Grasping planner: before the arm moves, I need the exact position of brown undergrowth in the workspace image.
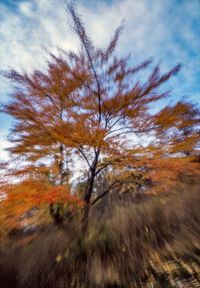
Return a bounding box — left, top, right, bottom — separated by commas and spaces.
0, 177, 200, 288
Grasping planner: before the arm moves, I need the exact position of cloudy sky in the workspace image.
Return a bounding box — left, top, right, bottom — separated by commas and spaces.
0, 0, 200, 161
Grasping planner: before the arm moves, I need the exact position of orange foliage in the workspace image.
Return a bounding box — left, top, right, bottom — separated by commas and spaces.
145, 157, 200, 194
0, 180, 83, 230
0, 4, 199, 223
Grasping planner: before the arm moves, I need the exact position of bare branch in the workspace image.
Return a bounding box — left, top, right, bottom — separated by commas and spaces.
91, 180, 120, 205
77, 147, 91, 169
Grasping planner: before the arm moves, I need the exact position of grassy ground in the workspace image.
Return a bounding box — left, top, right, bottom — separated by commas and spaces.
0, 179, 200, 287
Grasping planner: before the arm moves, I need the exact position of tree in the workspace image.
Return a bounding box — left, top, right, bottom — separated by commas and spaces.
1, 53, 84, 185
154, 101, 200, 156
0, 179, 83, 236
1, 4, 199, 229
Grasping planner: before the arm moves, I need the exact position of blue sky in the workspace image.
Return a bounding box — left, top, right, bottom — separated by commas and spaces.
0, 0, 200, 161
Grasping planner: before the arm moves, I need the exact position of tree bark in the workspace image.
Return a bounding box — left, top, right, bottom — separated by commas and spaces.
81, 170, 95, 232
82, 202, 90, 233
59, 143, 64, 186
82, 150, 100, 232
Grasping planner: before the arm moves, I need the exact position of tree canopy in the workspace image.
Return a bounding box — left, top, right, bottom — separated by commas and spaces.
0, 4, 200, 229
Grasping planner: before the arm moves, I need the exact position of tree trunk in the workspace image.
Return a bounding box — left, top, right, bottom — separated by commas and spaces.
59, 143, 64, 186
82, 150, 100, 232
50, 203, 63, 224
81, 173, 95, 232
82, 201, 90, 233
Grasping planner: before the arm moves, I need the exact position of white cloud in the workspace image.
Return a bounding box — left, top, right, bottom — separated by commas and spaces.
0, 137, 10, 161
19, 1, 33, 17
0, 0, 199, 73
0, 0, 199, 162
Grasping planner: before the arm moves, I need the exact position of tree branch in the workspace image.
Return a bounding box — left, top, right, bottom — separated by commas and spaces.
91, 181, 120, 206
77, 147, 91, 169
95, 162, 111, 176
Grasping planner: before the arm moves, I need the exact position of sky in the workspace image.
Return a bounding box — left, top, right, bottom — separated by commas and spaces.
0, 0, 200, 162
